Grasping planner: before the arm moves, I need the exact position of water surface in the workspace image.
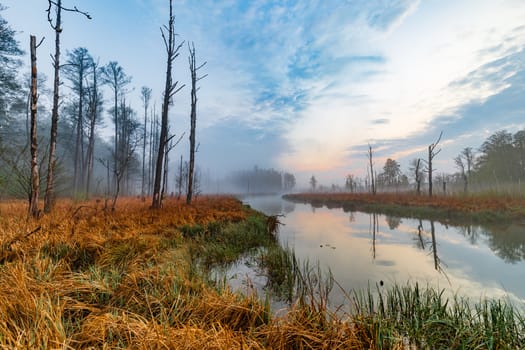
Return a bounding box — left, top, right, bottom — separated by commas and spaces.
240, 194, 525, 307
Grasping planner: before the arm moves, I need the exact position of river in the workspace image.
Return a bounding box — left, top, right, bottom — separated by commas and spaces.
232, 194, 525, 308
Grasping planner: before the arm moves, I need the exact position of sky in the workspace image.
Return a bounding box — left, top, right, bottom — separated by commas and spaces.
3, 0, 525, 188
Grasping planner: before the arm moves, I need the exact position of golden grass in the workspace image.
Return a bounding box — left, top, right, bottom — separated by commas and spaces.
0, 196, 381, 349
284, 191, 525, 220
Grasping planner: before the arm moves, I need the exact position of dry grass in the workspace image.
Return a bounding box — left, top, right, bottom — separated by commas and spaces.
284, 192, 525, 221
2, 196, 520, 349
0, 196, 377, 349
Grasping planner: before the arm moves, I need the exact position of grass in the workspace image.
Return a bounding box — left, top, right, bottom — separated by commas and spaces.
283, 192, 525, 224
0, 196, 523, 348
349, 283, 525, 349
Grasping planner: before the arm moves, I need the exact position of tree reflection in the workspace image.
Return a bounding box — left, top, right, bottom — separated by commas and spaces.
414, 219, 428, 250
385, 215, 401, 230
348, 211, 355, 223
369, 212, 378, 259
457, 224, 480, 245
456, 222, 525, 263
411, 220, 448, 276
482, 223, 525, 263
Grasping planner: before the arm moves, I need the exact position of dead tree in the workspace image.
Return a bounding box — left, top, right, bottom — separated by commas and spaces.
29, 35, 44, 218
186, 42, 207, 205
176, 155, 183, 199
367, 144, 376, 195
44, 0, 90, 213
427, 131, 443, 197
152, 0, 184, 209
100, 61, 131, 193
63, 47, 93, 193
85, 61, 102, 196
454, 147, 474, 194
140, 86, 152, 200
413, 158, 422, 195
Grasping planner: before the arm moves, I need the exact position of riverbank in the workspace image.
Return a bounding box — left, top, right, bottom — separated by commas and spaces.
283, 192, 525, 224
0, 196, 523, 348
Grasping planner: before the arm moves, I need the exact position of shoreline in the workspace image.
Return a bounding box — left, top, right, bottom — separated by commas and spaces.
282, 192, 525, 225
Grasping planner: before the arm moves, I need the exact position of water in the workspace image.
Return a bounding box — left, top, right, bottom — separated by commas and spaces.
237, 194, 525, 307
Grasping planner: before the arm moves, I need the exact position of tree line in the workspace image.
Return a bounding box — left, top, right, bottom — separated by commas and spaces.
227, 167, 296, 194
0, 0, 205, 216
308, 129, 525, 195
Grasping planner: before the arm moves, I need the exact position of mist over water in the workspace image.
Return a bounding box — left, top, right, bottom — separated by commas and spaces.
240, 195, 525, 308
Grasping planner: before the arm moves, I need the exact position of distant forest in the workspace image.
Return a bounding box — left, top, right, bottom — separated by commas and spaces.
226, 167, 296, 194
332, 129, 525, 195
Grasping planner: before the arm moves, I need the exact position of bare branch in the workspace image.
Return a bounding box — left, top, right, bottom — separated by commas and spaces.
196, 61, 207, 71
36, 37, 45, 48
196, 73, 208, 82
160, 28, 169, 53
48, 1, 91, 19
173, 84, 185, 96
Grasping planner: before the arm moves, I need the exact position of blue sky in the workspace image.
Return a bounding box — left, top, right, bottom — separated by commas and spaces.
3, 0, 525, 187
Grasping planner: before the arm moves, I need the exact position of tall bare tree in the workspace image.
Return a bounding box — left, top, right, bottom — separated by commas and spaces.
140, 86, 152, 200
427, 131, 443, 197
148, 104, 158, 195
100, 61, 131, 191
44, 0, 91, 213
29, 35, 43, 218
152, 0, 184, 209
409, 158, 423, 195
63, 47, 93, 193
186, 42, 207, 205
85, 60, 102, 196
454, 147, 474, 194
367, 144, 376, 195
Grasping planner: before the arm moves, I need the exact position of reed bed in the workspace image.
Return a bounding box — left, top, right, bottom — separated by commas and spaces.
0, 196, 523, 349
283, 192, 525, 223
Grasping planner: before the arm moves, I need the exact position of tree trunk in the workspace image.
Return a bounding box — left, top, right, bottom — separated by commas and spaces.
177, 155, 183, 199
141, 87, 151, 200
29, 35, 40, 218
113, 88, 118, 192
427, 132, 442, 198
187, 45, 197, 204
368, 145, 376, 195
44, 0, 62, 213
85, 62, 98, 196
152, 0, 183, 209
428, 145, 433, 197
73, 61, 84, 194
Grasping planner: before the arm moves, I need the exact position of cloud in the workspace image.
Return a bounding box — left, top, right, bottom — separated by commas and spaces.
5, 0, 525, 185
365, 0, 421, 32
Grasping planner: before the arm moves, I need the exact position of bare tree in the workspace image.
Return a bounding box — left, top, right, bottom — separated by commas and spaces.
309, 175, 317, 191
148, 104, 158, 195
140, 86, 152, 200
29, 35, 44, 218
186, 42, 207, 205
454, 147, 474, 194
100, 61, 131, 191
427, 131, 443, 197
152, 0, 184, 209
44, 0, 91, 213
410, 158, 423, 195
367, 144, 376, 195
63, 47, 93, 193
176, 155, 184, 199
85, 60, 102, 196
111, 101, 140, 210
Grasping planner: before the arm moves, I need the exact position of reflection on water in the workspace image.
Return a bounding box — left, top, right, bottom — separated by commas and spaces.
240, 195, 525, 306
